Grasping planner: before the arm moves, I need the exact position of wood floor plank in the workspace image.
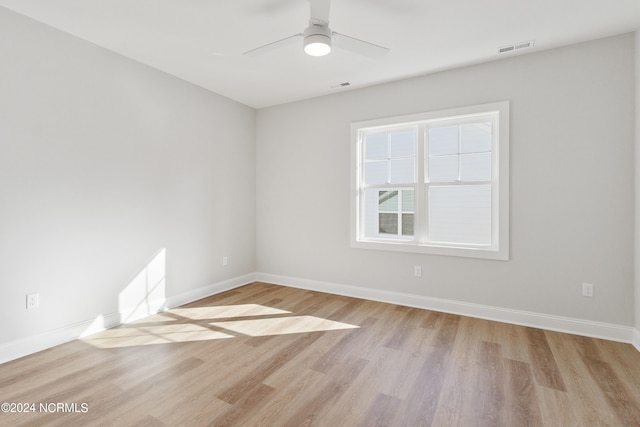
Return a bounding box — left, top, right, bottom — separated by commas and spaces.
536, 387, 579, 427
217, 332, 325, 404
573, 335, 640, 425
593, 337, 640, 411
356, 304, 413, 360
324, 297, 366, 322
382, 307, 423, 350
149, 387, 230, 427
474, 341, 505, 426
525, 328, 567, 391
0, 339, 95, 384
357, 393, 401, 427
311, 316, 377, 373
505, 358, 543, 427
132, 415, 166, 426
542, 330, 615, 425
320, 354, 407, 427
182, 289, 243, 307
209, 383, 277, 427
400, 347, 451, 426
92, 357, 205, 423
493, 322, 531, 363
279, 356, 369, 426
1, 282, 638, 426
256, 332, 342, 390
287, 292, 334, 314
431, 317, 481, 426
241, 369, 326, 427
399, 314, 460, 426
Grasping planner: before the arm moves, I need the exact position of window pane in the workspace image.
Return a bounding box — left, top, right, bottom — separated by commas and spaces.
402, 213, 414, 236
390, 131, 415, 158
378, 191, 398, 212
365, 133, 388, 160
390, 158, 415, 184
460, 152, 491, 182
429, 154, 458, 182
365, 161, 387, 185
376, 190, 414, 237
429, 126, 458, 155
402, 189, 414, 212
429, 185, 491, 245
460, 122, 491, 153
363, 188, 379, 238
379, 213, 398, 234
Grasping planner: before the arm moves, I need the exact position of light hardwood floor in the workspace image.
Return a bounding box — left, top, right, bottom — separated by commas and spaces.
1, 282, 639, 426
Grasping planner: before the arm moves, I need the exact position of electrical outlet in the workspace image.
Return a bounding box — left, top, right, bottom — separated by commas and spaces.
582, 283, 594, 297
414, 266, 422, 277
26, 293, 39, 309
222, 256, 228, 266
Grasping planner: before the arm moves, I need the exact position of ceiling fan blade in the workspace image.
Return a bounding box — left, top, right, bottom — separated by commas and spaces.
247, 0, 298, 15
333, 32, 390, 58
243, 34, 303, 57
310, 0, 331, 25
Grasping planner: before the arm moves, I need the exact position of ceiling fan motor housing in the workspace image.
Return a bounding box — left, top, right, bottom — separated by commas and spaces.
303, 24, 332, 56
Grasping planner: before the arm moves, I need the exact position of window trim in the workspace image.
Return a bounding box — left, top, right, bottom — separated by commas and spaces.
350, 101, 510, 260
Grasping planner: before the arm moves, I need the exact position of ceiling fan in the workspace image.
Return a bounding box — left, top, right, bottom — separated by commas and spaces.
243, 0, 390, 58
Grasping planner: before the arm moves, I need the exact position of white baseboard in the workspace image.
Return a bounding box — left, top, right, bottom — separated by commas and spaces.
256, 272, 635, 345
0, 273, 256, 365
633, 328, 640, 352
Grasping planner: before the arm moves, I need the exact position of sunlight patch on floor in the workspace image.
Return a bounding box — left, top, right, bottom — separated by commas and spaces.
81, 302, 358, 349
171, 304, 291, 320
127, 312, 178, 324
82, 323, 234, 348
209, 315, 359, 337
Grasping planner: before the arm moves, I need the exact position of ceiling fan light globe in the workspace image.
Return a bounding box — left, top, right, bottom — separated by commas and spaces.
304, 36, 332, 56
303, 24, 332, 56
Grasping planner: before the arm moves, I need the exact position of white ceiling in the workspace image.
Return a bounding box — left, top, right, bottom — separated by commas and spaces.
1, 0, 639, 108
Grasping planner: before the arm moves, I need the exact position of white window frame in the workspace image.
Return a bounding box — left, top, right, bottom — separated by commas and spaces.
350, 101, 510, 260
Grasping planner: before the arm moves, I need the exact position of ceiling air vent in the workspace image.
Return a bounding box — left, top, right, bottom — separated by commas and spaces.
330, 81, 351, 89
498, 40, 535, 54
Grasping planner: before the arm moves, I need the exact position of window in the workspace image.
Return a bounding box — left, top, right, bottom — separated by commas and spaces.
351, 102, 509, 260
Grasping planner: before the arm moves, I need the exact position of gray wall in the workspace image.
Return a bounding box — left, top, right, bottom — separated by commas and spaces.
256, 34, 635, 326
0, 8, 256, 344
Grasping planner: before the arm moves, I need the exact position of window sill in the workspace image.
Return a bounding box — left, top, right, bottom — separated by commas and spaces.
351, 238, 509, 261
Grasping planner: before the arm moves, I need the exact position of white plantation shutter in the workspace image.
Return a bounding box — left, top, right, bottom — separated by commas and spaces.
426, 119, 493, 246
428, 185, 491, 245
